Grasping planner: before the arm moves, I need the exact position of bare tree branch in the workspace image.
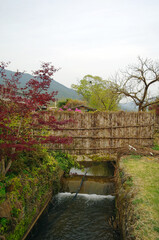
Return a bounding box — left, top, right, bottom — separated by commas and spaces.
111, 57, 159, 111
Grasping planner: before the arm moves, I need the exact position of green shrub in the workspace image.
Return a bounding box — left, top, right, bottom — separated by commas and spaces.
51, 151, 79, 173
0, 218, 10, 234
0, 182, 6, 198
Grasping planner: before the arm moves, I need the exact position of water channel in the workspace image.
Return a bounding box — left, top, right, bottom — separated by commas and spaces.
28, 161, 121, 240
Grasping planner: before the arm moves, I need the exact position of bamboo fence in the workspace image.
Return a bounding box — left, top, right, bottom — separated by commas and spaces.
47, 111, 155, 155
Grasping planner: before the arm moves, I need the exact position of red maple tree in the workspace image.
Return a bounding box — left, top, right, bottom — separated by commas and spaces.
0, 62, 72, 177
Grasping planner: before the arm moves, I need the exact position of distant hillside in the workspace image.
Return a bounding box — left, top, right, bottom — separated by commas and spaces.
0, 69, 81, 100
119, 101, 138, 111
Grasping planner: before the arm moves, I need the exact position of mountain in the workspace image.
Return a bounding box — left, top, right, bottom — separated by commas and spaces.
0, 69, 81, 100
119, 101, 138, 111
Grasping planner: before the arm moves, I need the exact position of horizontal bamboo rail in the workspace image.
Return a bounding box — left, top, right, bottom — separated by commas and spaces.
64, 136, 153, 139
61, 124, 154, 130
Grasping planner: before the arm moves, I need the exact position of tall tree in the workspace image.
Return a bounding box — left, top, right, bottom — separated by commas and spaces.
72, 75, 120, 110
111, 57, 159, 111
0, 62, 72, 178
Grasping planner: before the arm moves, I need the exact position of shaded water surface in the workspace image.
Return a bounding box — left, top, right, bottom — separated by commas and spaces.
30, 193, 120, 240
70, 161, 114, 177
64, 161, 115, 195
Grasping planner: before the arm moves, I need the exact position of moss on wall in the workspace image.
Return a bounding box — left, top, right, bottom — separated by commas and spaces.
115, 164, 136, 240
0, 148, 78, 240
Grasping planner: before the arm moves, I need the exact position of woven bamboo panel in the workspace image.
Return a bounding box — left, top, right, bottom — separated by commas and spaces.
47, 111, 155, 155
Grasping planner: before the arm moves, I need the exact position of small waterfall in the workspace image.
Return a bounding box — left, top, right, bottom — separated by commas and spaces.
29, 193, 120, 240
28, 161, 121, 240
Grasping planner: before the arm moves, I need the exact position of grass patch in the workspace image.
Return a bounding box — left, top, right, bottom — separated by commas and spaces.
152, 144, 159, 151
125, 177, 133, 187
130, 154, 141, 159
121, 156, 159, 240
154, 226, 159, 233
132, 198, 144, 205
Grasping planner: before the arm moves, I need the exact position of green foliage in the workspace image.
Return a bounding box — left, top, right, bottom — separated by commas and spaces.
119, 171, 124, 179
152, 144, 159, 151
0, 218, 8, 227
0, 218, 10, 234
0, 182, 6, 198
51, 151, 79, 173
57, 99, 69, 108
64, 99, 86, 109
125, 177, 133, 187
154, 226, 159, 233
72, 75, 120, 110
57, 98, 86, 109
10, 146, 57, 175
11, 207, 21, 218
8, 207, 37, 240
43, 154, 57, 173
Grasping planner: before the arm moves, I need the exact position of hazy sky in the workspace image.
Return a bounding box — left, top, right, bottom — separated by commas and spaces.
1, 0, 159, 89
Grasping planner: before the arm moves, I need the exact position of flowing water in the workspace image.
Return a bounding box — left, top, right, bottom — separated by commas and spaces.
28, 161, 121, 240
29, 193, 120, 240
